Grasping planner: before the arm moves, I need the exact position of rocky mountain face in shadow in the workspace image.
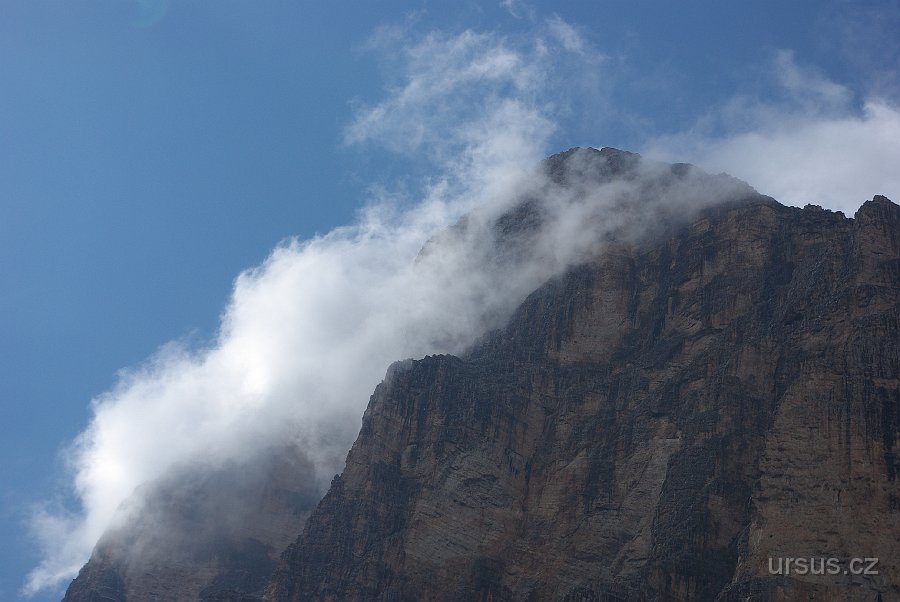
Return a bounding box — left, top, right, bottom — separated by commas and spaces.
63, 149, 899, 601
62, 445, 319, 601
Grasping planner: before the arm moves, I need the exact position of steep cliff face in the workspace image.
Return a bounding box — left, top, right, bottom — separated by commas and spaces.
63, 148, 899, 602
268, 161, 899, 599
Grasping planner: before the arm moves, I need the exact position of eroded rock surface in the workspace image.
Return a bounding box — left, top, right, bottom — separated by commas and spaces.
64, 150, 899, 601
270, 171, 899, 600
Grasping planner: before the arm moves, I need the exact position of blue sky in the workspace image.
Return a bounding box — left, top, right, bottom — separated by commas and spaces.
1, 1, 898, 599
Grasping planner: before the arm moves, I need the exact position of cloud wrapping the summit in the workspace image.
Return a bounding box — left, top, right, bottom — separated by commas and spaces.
27, 13, 900, 596
25, 18, 603, 595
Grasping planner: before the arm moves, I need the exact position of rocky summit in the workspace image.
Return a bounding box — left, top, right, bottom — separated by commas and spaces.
65, 148, 899, 601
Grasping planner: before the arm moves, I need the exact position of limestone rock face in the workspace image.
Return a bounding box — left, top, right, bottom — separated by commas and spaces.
63, 149, 899, 601
269, 171, 899, 599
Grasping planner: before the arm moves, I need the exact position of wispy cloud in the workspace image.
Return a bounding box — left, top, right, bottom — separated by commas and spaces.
28, 10, 900, 595
644, 51, 900, 213
345, 26, 564, 159
546, 15, 592, 56
817, 1, 900, 99
500, 0, 535, 21
773, 49, 853, 113
25, 17, 608, 596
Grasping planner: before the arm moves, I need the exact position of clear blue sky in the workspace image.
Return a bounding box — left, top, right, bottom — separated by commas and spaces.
1, 1, 897, 600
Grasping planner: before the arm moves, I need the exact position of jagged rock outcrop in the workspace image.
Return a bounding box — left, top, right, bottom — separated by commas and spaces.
64, 148, 899, 601
268, 154, 899, 600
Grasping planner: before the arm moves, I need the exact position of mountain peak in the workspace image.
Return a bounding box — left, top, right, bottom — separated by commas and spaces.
63, 149, 900, 602
855, 194, 898, 220
544, 146, 643, 183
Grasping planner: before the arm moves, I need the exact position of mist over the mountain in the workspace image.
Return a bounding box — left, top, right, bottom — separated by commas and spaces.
29, 143, 753, 596
26, 13, 900, 598
24, 20, 622, 593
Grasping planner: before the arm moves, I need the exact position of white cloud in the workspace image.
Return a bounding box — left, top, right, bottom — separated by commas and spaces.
25, 17, 611, 596
546, 15, 590, 56
345, 19, 604, 164
345, 29, 544, 157
644, 52, 900, 213
31, 17, 898, 596
773, 49, 853, 113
